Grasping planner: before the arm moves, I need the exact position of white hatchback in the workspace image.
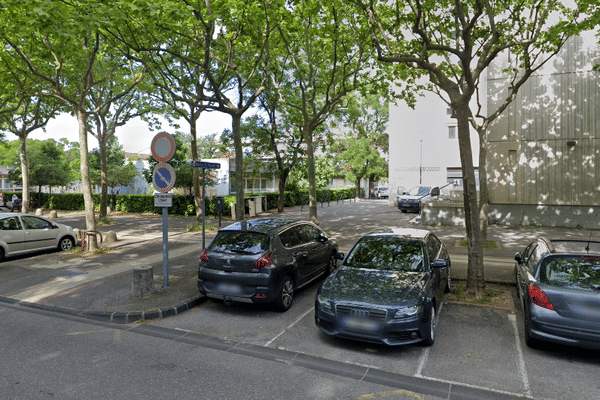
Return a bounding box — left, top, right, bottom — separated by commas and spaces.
0, 213, 77, 261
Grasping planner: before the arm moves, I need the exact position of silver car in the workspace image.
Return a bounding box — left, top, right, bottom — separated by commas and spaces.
515, 238, 600, 349
0, 213, 77, 261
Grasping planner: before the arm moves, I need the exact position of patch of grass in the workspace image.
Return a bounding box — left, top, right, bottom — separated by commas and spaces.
68, 245, 116, 258
186, 223, 219, 233
456, 238, 501, 250
447, 281, 515, 310
96, 217, 116, 227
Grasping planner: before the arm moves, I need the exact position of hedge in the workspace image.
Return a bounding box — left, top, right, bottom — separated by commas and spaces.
21, 188, 356, 217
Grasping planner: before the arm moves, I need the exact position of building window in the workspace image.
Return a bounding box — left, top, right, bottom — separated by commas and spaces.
446, 108, 453, 116
448, 125, 457, 139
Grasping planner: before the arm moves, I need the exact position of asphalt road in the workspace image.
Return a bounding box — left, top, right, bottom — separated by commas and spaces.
2, 200, 600, 399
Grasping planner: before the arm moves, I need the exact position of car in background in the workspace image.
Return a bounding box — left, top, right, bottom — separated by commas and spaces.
0, 213, 77, 261
397, 186, 440, 213
315, 228, 451, 346
198, 218, 339, 312
515, 238, 600, 349
376, 187, 389, 198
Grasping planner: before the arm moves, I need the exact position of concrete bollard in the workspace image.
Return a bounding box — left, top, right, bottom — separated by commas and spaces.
132, 267, 154, 298
48, 210, 58, 219
35, 208, 43, 216
105, 230, 117, 244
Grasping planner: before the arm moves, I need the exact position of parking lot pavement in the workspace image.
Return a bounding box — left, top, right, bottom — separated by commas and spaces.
3, 203, 600, 399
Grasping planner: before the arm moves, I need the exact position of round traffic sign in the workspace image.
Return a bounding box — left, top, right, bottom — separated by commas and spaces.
153, 162, 176, 192
151, 132, 176, 162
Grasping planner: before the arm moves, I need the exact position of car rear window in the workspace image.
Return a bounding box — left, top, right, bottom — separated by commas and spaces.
539, 255, 600, 289
344, 237, 424, 272
209, 232, 270, 255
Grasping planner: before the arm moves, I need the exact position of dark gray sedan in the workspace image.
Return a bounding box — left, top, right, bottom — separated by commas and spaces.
315, 228, 451, 346
515, 238, 600, 349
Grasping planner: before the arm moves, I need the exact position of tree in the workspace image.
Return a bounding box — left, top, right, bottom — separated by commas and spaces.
108, 0, 277, 221
1, 0, 143, 249
353, 0, 579, 295
89, 136, 138, 195
88, 77, 151, 219
270, 0, 374, 224
330, 93, 389, 197
7, 139, 73, 204
0, 94, 61, 213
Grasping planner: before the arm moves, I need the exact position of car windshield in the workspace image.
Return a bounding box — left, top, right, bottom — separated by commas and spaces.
408, 186, 431, 196
539, 255, 600, 289
343, 236, 425, 272
209, 232, 270, 255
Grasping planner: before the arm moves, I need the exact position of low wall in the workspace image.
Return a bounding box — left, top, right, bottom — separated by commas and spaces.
422, 202, 600, 229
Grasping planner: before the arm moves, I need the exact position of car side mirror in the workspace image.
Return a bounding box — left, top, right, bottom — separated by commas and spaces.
317, 233, 328, 242
431, 259, 448, 268
335, 252, 345, 260
514, 253, 523, 263
430, 187, 440, 197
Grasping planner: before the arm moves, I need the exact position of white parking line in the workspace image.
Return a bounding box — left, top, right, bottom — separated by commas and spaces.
509, 314, 532, 398
264, 307, 313, 347
415, 303, 443, 378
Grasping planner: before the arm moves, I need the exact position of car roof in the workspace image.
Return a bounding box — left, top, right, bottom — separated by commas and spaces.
366, 227, 431, 240
219, 218, 302, 234
543, 238, 600, 255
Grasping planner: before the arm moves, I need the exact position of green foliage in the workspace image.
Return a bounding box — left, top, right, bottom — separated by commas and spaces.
36, 188, 355, 216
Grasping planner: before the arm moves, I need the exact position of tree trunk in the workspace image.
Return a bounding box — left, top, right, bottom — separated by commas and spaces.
190, 121, 202, 223
277, 168, 289, 213
455, 103, 484, 296
232, 113, 245, 221
304, 125, 319, 225
76, 108, 97, 250
355, 181, 361, 199
99, 135, 108, 220
478, 127, 489, 243
18, 137, 30, 214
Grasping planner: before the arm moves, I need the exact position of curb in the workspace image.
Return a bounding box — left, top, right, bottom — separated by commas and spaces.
0, 295, 208, 324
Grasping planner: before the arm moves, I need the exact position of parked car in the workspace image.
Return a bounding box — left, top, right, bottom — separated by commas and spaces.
198, 218, 339, 312
515, 237, 600, 349
397, 186, 440, 213
376, 187, 389, 198
0, 213, 77, 261
315, 228, 451, 346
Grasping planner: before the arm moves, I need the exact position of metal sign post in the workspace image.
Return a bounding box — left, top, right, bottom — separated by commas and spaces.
191, 160, 221, 250
151, 132, 176, 287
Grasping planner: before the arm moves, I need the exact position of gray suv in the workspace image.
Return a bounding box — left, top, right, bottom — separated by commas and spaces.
198, 218, 338, 311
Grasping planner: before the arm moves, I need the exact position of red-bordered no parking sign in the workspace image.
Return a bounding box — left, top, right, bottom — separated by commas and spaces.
151, 132, 176, 162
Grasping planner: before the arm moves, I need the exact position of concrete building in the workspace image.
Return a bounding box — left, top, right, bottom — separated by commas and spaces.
388, 32, 600, 228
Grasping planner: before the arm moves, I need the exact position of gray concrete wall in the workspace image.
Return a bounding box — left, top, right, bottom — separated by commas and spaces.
422, 202, 600, 230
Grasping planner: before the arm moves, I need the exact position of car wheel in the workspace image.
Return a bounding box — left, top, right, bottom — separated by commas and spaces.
401, 209, 407, 213
58, 236, 75, 251
444, 271, 451, 294
275, 276, 294, 312
523, 313, 540, 348
422, 304, 436, 346
0, 247, 4, 262
324, 254, 337, 277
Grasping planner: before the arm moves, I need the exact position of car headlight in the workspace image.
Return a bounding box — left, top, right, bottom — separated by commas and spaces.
393, 305, 422, 319
316, 294, 333, 314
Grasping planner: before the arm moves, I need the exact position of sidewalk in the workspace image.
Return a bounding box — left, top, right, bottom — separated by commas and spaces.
1, 203, 593, 323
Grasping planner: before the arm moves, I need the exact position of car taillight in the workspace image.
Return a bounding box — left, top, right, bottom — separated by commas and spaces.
528, 284, 555, 310
253, 252, 273, 268
199, 249, 208, 263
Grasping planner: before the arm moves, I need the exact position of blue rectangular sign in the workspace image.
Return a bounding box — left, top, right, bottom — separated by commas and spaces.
191, 161, 221, 169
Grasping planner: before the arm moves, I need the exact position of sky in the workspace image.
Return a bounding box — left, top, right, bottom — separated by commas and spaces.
5, 111, 232, 154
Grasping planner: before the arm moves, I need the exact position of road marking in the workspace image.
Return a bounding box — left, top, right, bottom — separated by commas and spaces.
264, 307, 313, 347
415, 303, 443, 378
509, 313, 532, 398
